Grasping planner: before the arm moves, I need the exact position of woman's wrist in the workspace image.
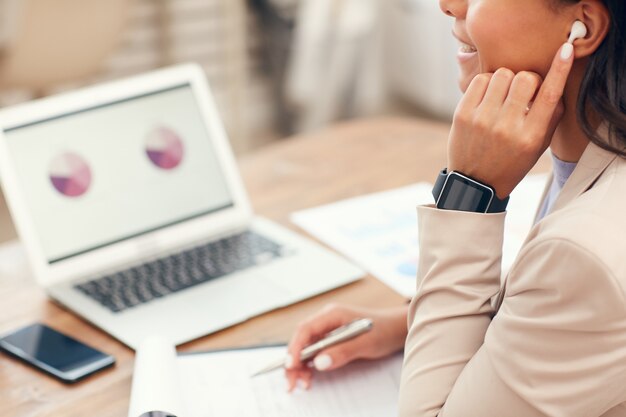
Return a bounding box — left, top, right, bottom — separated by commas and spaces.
433, 169, 510, 213
383, 305, 409, 351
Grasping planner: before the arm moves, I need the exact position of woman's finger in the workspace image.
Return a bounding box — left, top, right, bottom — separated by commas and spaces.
286, 367, 313, 392
311, 337, 370, 372
300, 370, 313, 390
285, 305, 350, 370
543, 98, 566, 149
455, 72, 493, 115
502, 71, 542, 116
285, 305, 354, 391
479, 68, 515, 110
526, 42, 575, 134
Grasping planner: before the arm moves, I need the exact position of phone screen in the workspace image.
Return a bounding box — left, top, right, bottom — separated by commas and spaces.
0, 323, 114, 382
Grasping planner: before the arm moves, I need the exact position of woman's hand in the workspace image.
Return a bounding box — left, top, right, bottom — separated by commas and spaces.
448, 43, 575, 199
285, 303, 408, 391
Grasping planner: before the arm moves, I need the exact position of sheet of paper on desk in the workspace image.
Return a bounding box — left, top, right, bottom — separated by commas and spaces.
128, 337, 403, 417
291, 175, 548, 297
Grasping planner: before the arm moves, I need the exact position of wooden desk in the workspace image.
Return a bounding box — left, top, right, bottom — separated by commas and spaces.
0, 117, 548, 417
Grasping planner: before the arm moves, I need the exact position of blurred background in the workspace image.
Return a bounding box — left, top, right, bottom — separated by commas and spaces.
0, 0, 462, 242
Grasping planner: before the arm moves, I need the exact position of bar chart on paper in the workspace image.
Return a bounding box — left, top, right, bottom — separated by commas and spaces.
291, 175, 547, 297
291, 183, 432, 296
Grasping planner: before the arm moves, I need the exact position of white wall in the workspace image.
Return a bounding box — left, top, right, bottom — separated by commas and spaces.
0, 0, 276, 153
384, 0, 462, 119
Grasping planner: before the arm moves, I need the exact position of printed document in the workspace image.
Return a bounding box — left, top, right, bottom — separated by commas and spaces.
291, 175, 548, 297
128, 337, 402, 417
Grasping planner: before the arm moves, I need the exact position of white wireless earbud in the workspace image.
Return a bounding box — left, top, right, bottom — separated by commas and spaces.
568, 20, 587, 44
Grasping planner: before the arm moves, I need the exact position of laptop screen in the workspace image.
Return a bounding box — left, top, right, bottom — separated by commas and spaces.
3, 83, 234, 264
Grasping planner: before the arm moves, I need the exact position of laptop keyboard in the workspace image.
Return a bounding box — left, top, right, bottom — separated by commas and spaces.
74, 231, 285, 313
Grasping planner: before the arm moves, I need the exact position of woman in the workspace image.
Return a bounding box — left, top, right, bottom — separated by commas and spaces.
285, 0, 626, 416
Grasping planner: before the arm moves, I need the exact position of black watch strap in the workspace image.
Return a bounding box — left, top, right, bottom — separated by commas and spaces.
432, 169, 448, 202
432, 169, 509, 213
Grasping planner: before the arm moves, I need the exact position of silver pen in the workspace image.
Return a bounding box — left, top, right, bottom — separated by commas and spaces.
251, 318, 373, 377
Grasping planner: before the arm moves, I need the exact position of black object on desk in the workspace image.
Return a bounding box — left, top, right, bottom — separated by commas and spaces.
0, 323, 115, 383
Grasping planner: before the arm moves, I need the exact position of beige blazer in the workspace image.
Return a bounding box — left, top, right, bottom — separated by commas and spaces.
398, 141, 626, 417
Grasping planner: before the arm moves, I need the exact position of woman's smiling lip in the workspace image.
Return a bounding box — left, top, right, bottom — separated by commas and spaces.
452, 30, 478, 62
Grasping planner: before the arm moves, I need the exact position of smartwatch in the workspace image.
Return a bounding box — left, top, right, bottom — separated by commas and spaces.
432, 169, 509, 213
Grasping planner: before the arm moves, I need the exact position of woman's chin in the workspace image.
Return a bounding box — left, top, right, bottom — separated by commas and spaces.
458, 76, 472, 94
457, 59, 481, 93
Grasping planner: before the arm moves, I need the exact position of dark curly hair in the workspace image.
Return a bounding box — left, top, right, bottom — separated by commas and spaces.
560, 0, 626, 156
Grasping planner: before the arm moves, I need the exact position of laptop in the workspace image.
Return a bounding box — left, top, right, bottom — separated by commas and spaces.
0, 63, 363, 349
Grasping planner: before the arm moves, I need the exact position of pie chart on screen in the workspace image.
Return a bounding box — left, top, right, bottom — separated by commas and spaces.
49, 152, 92, 198
145, 126, 185, 170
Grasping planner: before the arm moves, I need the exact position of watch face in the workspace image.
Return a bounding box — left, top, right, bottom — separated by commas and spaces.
437, 173, 494, 213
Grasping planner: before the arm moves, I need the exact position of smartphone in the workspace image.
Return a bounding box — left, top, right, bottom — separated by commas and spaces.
0, 323, 115, 383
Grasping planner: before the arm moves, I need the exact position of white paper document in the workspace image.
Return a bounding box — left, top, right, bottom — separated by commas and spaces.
129, 337, 403, 417
291, 175, 548, 297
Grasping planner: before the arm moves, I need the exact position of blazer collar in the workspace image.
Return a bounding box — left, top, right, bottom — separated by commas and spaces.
495, 128, 617, 312
550, 136, 617, 213
532, 171, 553, 224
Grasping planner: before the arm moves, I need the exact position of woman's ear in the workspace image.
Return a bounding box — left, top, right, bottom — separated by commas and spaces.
570, 0, 610, 59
